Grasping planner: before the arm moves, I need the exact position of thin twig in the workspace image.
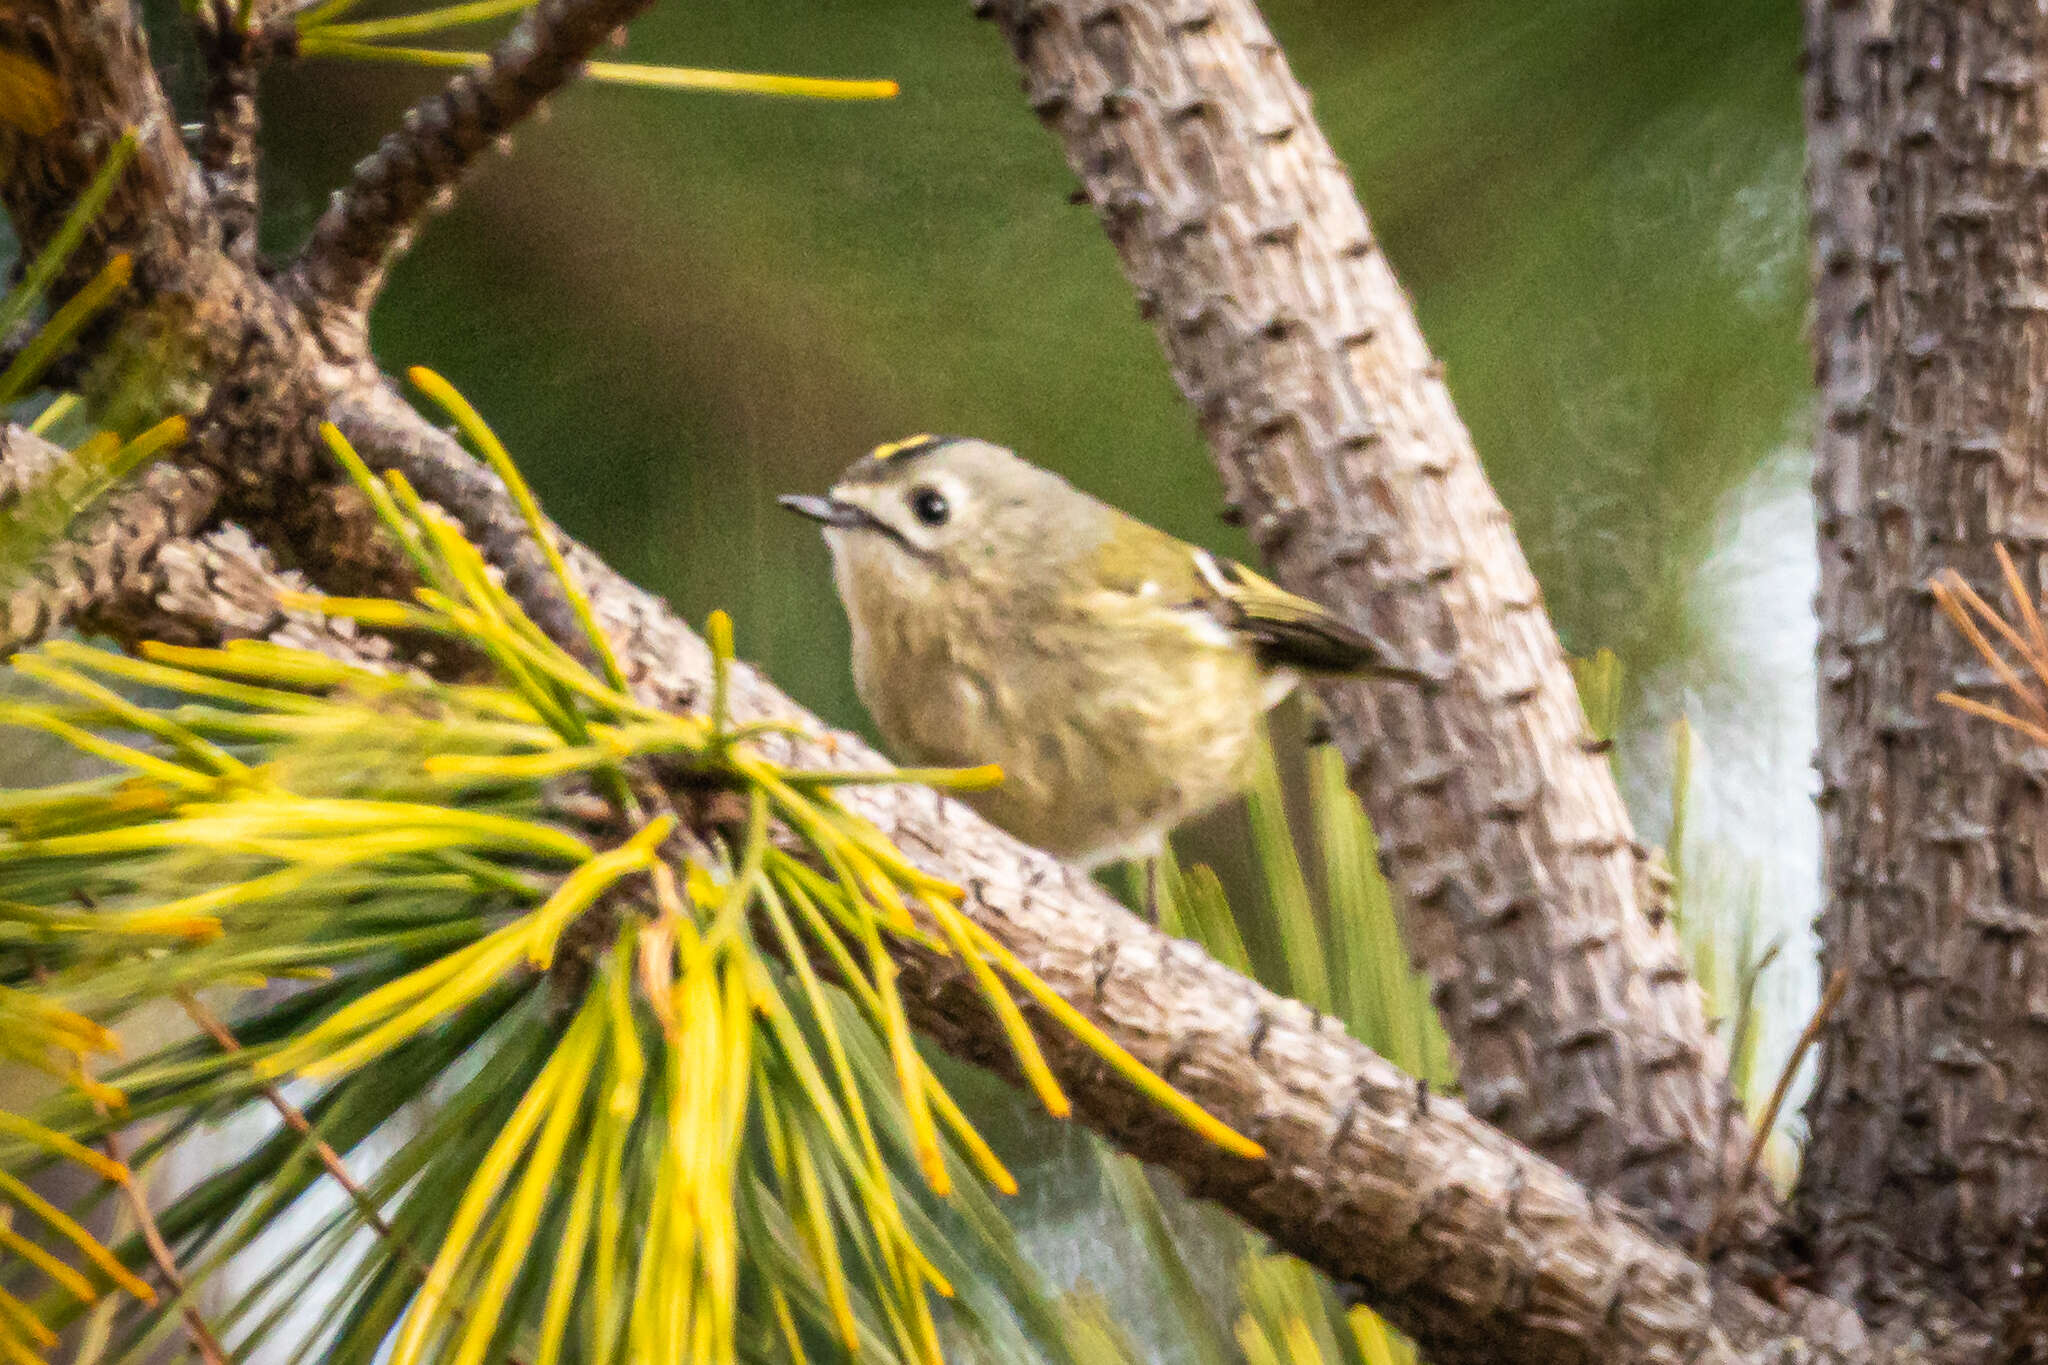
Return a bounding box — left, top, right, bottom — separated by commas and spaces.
192, 0, 285, 261
288, 0, 659, 322
174, 993, 532, 1365
1696, 966, 1851, 1260
98, 1129, 231, 1365
175, 994, 400, 1242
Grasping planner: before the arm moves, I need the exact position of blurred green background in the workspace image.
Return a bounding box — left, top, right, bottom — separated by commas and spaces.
235, 0, 1808, 736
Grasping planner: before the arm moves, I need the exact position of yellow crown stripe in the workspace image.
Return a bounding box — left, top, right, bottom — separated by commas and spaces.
870, 434, 936, 461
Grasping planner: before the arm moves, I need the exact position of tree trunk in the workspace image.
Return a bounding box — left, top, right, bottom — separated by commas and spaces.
1799, 0, 2048, 1327
978, 0, 1742, 1241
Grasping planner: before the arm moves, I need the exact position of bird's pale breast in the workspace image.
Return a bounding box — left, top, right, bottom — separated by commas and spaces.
844, 577, 1272, 867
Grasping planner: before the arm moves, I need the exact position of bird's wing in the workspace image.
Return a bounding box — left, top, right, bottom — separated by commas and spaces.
1190, 549, 1432, 682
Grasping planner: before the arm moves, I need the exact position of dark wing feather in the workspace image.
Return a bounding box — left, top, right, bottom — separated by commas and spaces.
1196, 552, 1432, 682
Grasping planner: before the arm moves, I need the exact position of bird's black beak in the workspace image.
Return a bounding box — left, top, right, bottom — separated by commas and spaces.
777, 494, 869, 529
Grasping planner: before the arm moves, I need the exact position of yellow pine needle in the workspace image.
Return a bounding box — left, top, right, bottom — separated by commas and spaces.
700, 963, 752, 1360
0, 1214, 98, 1304
308, 0, 533, 40
0, 1111, 127, 1183
448, 998, 603, 1365
410, 367, 630, 692
278, 817, 663, 1078
584, 61, 898, 101
401, 496, 554, 666
777, 762, 1004, 791
0, 1169, 153, 1302
389, 1027, 580, 1365
750, 981, 904, 1222
752, 889, 905, 1201
263, 927, 533, 1079
605, 933, 648, 1117
922, 1060, 1018, 1197
1350, 1307, 1414, 1365
965, 919, 1267, 1160
64, 1069, 125, 1111
787, 1135, 862, 1352
769, 1288, 808, 1365
310, 44, 899, 100
26, 391, 77, 435
896, 1219, 956, 1300
867, 939, 946, 1195
110, 415, 190, 474
138, 637, 387, 690
1236, 1316, 1285, 1365
0, 994, 117, 1057
0, 1295, 54, 1356
590, 1126, 634, 1362
318, 425, 445, 591
839, 842, 915, 938
533, 1129, 605, 1365
905, 1279, 946, 1365
421, 747, 601, 780
751, 782, 927, 944
0, 132, 134, 347
407, 530, 563, 689
922, 891, 1068, 1119
820, 800, 967, 900
42, 639, 333, 714
76, 907, 221, 941
419, 591, 647, 725
0, 706, 215, 792
0, 253, 133, 402
177, 796, 595, 862
293, 0, 368, 28
524, 814, 674, 969
276, 588, 445, 635
707, 610, 735, 734
12, 656, 245, 778
855, 1212, 940, 1365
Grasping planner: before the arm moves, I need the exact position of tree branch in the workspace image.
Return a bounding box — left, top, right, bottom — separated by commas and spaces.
287, 0, 657, 330
192, 0, 291, 262
974, 0, 1744, 1241
1794, 0, 2048, 1334
2, 424, 222, 656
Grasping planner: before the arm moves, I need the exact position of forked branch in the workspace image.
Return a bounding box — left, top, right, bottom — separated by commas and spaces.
977, 0, 1746, 1241
289, 0, 658, 327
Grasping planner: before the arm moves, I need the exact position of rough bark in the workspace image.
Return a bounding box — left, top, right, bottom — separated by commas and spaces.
192, 0, 288, 263
975, 0, 1740, 1242
1798, 0, 2048, 1329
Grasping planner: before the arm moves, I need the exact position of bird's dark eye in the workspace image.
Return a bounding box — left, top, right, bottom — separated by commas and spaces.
909, 486, 950, 527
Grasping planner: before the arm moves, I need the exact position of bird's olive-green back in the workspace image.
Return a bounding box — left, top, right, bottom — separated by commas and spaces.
823, 435, 1422, 680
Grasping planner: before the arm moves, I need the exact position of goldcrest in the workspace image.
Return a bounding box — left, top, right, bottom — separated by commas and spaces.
781, 435, 1426, 869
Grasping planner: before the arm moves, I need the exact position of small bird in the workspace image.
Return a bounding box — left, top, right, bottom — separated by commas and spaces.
780, 435, 1428, 871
